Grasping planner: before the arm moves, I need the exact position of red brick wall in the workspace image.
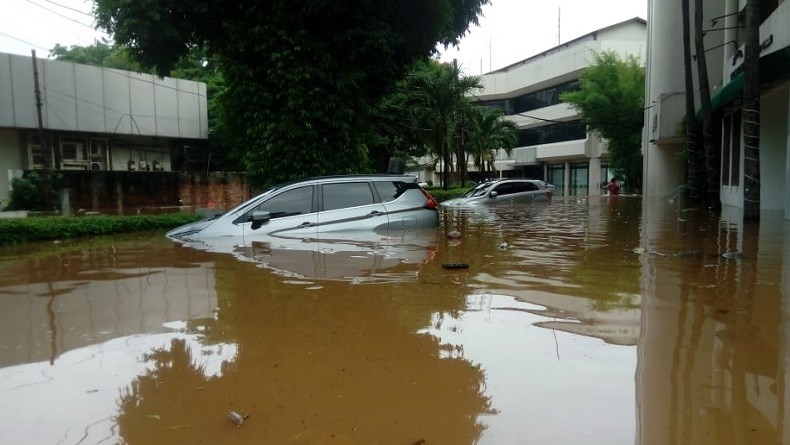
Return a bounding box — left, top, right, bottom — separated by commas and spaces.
62, 171, 250, 215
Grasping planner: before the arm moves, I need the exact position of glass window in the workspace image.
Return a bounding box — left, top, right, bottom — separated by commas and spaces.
548, 164, 565, 196
255, 186, 313, 219
516, 120, 587, 147
322, 182, 375, 211
373, 181, 411, 203
570, 163, 589, 196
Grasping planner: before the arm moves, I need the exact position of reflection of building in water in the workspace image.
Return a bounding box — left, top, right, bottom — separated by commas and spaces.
0, 263, 217, 368
639, 198, 790, 444
505, 290, 641, 346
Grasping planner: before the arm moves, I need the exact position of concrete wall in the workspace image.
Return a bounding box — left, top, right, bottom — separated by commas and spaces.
0, 52, 208, 139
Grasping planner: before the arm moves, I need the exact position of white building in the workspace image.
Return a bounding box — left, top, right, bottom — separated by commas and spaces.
0, 51, 209, 208
643, 0, 790, 218
417, 18, 647, 197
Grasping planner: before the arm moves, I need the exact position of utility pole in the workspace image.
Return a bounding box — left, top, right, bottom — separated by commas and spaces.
31, 50, 52, 211
558, 7, 561, 46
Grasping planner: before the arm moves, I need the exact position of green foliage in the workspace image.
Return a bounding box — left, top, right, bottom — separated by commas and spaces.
0, 213, 202, 245
561, 51, 645, 188
93, 0, 490, 187
50, 42, 142, 71
404, 60, 483, 187
465, 106, 517, 175
425, 186, 470, 202
7, 172, 62, 211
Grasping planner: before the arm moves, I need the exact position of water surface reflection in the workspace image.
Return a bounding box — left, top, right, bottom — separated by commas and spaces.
0, 198, 787, 444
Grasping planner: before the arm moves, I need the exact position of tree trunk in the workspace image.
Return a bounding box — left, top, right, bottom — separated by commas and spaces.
694, 0, 719, 208
681, 0, 701, 204
743, 0, 761, 219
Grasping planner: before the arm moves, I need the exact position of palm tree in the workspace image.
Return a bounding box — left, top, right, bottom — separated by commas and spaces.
409, 60, 482, 188
743, 0, 761, 219
694, 0, 718, 207
465, 106, 517, 179
681, 0, 701, 204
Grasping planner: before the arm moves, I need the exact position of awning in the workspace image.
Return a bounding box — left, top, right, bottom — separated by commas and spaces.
701, 72, 745, 117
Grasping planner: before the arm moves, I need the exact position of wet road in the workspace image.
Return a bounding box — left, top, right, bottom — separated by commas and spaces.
0, 197, 788, 444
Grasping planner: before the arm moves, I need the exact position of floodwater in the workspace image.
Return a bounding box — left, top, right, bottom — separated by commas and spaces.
0, 196, 788, 445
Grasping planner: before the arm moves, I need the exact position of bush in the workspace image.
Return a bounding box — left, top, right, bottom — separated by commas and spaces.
7, 171, 62, 211
0, 213, 203, 245
425, 186, 470, 202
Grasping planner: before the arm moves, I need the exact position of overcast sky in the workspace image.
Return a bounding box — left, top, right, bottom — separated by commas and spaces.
1, 0, 646, 70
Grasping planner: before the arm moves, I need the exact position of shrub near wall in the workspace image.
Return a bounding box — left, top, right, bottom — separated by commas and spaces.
425, 186, 470, 202
0, 213, 202, 245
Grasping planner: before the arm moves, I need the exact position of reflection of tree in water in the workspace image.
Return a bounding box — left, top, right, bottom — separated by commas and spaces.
116, 257, 493, 444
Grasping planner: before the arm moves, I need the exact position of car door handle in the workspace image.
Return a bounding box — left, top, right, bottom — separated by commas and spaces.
298, 222, 312, 227
368, 210, 382, 216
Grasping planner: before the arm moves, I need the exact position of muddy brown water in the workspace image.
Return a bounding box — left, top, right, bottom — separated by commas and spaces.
0, 197, 788, 444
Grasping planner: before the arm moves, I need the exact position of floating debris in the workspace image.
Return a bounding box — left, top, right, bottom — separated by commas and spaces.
228, 411, 250, 426
722, 251, 743, 260
442, 262, 469, 270
447, 230, 462, 239
498, 242, 508, 250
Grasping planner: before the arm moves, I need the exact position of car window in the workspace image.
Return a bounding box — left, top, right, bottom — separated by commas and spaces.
509, 181, 539, 193
493, 183, 516, 196
464, 182, 492, 197
254, 186, 313, 218
373, 181, 407, 202
322, 182, 375, 211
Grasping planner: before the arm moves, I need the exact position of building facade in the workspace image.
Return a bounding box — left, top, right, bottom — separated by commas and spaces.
0, 51, 209, 208
643, 0, 790, 218
416, 18, 647, 197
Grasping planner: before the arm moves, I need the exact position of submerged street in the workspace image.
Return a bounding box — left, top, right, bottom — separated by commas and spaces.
0, 197, 787, 444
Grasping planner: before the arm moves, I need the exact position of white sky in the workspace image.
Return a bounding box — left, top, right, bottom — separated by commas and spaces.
1, 0, 646, 69
438, 0, 648, 74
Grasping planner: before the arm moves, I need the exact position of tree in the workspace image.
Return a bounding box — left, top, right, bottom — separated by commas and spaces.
465, 106, 517, 179
407, 60, 482, 188
93, 0, 489, 187
681, 0, 701, 203
50, 42, 141, 71
561, 51, 644, 189
694, 0, 718, 207
743, 0, 761, 219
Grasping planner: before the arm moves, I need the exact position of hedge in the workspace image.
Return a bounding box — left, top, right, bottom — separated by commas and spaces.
424, 186, 470, 202
0, 213, 203, 245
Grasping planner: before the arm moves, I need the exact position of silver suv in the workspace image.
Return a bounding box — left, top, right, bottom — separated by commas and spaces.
166, 174, 439, 242
441, 178, 555, 207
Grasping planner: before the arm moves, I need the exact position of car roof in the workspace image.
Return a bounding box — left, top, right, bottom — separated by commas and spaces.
269, 174, 418, 189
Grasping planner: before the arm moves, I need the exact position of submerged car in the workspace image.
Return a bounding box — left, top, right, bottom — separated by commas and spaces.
441, 178, 555, 207
166, 174, 439, 242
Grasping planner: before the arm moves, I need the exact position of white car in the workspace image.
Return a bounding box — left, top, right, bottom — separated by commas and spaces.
441, 179, 555, 207
166, 174, 440, 243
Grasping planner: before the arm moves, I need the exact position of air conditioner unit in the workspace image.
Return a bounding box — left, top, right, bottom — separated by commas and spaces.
139, 161, 149, 171
127, 160, 136, 171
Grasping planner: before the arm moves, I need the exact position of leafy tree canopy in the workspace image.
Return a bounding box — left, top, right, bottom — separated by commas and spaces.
93, 0, 489, 186
561, 51, 644, 187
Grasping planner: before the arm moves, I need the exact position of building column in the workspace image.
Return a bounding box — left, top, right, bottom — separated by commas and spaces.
563, 162, 570, 197
589, 157, 602, 196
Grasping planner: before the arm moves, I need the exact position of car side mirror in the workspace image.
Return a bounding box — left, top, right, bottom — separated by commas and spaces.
250, 210, 271, 230
489, 191, 498, 199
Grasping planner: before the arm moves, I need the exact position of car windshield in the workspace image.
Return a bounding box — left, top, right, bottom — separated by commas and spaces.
462, 182, 494, 197
224, 187, 279, 215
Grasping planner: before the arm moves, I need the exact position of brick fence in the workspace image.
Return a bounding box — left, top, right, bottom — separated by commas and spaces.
61, 171, 250, 215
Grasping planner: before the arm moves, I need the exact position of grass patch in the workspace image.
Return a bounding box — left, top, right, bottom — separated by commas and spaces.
0, 213, 203, 245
